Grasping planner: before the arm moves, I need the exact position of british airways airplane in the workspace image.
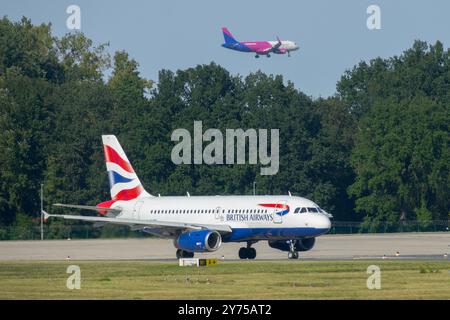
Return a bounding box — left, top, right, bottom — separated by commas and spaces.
44, 135, 331, 260
221, 27, 299, 58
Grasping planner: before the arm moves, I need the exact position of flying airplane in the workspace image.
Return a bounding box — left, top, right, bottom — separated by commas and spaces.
44, 135, 331, 260
221, 27, 299, 58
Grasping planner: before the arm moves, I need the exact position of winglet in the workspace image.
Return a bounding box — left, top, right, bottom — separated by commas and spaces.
42, 210, 50, 222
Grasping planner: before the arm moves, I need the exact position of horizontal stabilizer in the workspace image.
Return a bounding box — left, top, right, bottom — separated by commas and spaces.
53, 203, 122, 214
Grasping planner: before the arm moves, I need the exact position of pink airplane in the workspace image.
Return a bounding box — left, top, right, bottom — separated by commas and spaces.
221, 27, 299, 58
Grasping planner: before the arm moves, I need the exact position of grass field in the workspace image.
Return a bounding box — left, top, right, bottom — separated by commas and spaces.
0, 260, 449, 299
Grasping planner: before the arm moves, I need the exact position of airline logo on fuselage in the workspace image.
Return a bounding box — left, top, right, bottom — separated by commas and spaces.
258, 203, 290, 216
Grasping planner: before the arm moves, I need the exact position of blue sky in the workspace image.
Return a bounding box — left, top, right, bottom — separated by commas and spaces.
2, 0, 450, 97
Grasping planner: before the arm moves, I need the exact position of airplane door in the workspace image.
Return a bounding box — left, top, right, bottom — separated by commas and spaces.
273, 200, 287, 224
133, 200, 144, 220
215, 206, 224, 222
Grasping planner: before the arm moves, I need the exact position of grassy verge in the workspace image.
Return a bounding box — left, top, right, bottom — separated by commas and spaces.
0, 260, 448, 299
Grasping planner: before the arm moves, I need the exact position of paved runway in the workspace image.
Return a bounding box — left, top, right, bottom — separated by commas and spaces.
0, 232, 448, 261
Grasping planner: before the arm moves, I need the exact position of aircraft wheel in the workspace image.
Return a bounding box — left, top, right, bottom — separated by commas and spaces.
255, 54, 260, 58
288, 252, 299, 259
238, 247, 248, 259
267, 54, 271, 58
248, 248, 257, 259
176, 249, 194, 259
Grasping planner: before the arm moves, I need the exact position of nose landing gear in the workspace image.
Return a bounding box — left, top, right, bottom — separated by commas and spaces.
238, 241, 257, 259
288, 240, 299, 259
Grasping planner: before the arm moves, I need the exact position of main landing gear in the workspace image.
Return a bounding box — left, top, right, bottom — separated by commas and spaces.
176, 249, 194, 259
255, 54, 260, 58
238, 241, 257, 259
288, 240, 299, 259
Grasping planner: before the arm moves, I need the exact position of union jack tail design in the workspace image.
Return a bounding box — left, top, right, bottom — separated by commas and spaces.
102, 135, 152, 201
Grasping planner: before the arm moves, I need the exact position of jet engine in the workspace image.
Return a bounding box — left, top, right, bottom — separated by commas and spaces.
268, 238, 316, 252
174, 230, 222, 253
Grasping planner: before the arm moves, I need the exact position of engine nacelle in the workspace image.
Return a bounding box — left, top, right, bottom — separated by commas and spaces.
296, 237, 315, 251
268, 238, 316, 252
174, 230, 222, 253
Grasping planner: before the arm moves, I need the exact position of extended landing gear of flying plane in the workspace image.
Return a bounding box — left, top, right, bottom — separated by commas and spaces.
238, 241, 257, 259
176, 249, 194, 259
288, 240, 299, 259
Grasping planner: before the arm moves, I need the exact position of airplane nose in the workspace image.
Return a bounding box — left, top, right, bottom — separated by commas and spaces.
317, 215, 331, 231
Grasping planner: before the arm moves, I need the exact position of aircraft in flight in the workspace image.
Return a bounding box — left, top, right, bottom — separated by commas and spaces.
221, 27, 299, 58
44, 135, 331, 259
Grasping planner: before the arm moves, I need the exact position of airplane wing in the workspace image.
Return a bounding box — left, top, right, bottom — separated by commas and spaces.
258, 37, 282, 54
273, 36, 282, 51
43, 211, 232, 233
53, 203, 122, 214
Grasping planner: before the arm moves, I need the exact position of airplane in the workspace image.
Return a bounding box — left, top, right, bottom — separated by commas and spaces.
44, 135, 332, 260
221, 27, 299, 58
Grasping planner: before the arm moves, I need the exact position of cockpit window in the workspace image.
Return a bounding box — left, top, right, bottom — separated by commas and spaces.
300, 207, 307, 213
294, 207, 300, 213
307, 207, 319, 213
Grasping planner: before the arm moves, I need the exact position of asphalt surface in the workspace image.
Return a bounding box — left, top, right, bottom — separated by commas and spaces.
0, 232, 448, 261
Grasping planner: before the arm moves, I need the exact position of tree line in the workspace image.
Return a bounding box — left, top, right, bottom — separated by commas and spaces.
0, 17, 448, 238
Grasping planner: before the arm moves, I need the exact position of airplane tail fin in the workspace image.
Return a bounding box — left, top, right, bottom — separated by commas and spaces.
222, 27, 238, 44
102, 135, 152, 201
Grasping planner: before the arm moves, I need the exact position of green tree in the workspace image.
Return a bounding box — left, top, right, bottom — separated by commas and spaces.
348, 96, 449, 229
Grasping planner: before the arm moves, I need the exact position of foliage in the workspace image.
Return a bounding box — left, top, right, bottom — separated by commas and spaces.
0, 17, 448, 236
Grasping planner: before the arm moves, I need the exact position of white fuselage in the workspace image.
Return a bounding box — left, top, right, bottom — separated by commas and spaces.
111, 195, 331, 242
268, 40, 299, 52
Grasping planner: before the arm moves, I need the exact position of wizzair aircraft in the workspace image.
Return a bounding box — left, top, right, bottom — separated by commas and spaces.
221, 27, 299, 58
44, 135, 331, 259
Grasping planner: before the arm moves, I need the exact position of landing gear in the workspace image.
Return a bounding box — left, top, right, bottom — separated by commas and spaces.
176, 249, 194, 259
288, 240, 299, 259
255, 54, 260, 58
266, 53, 271, 58
238, 242, 257, 259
